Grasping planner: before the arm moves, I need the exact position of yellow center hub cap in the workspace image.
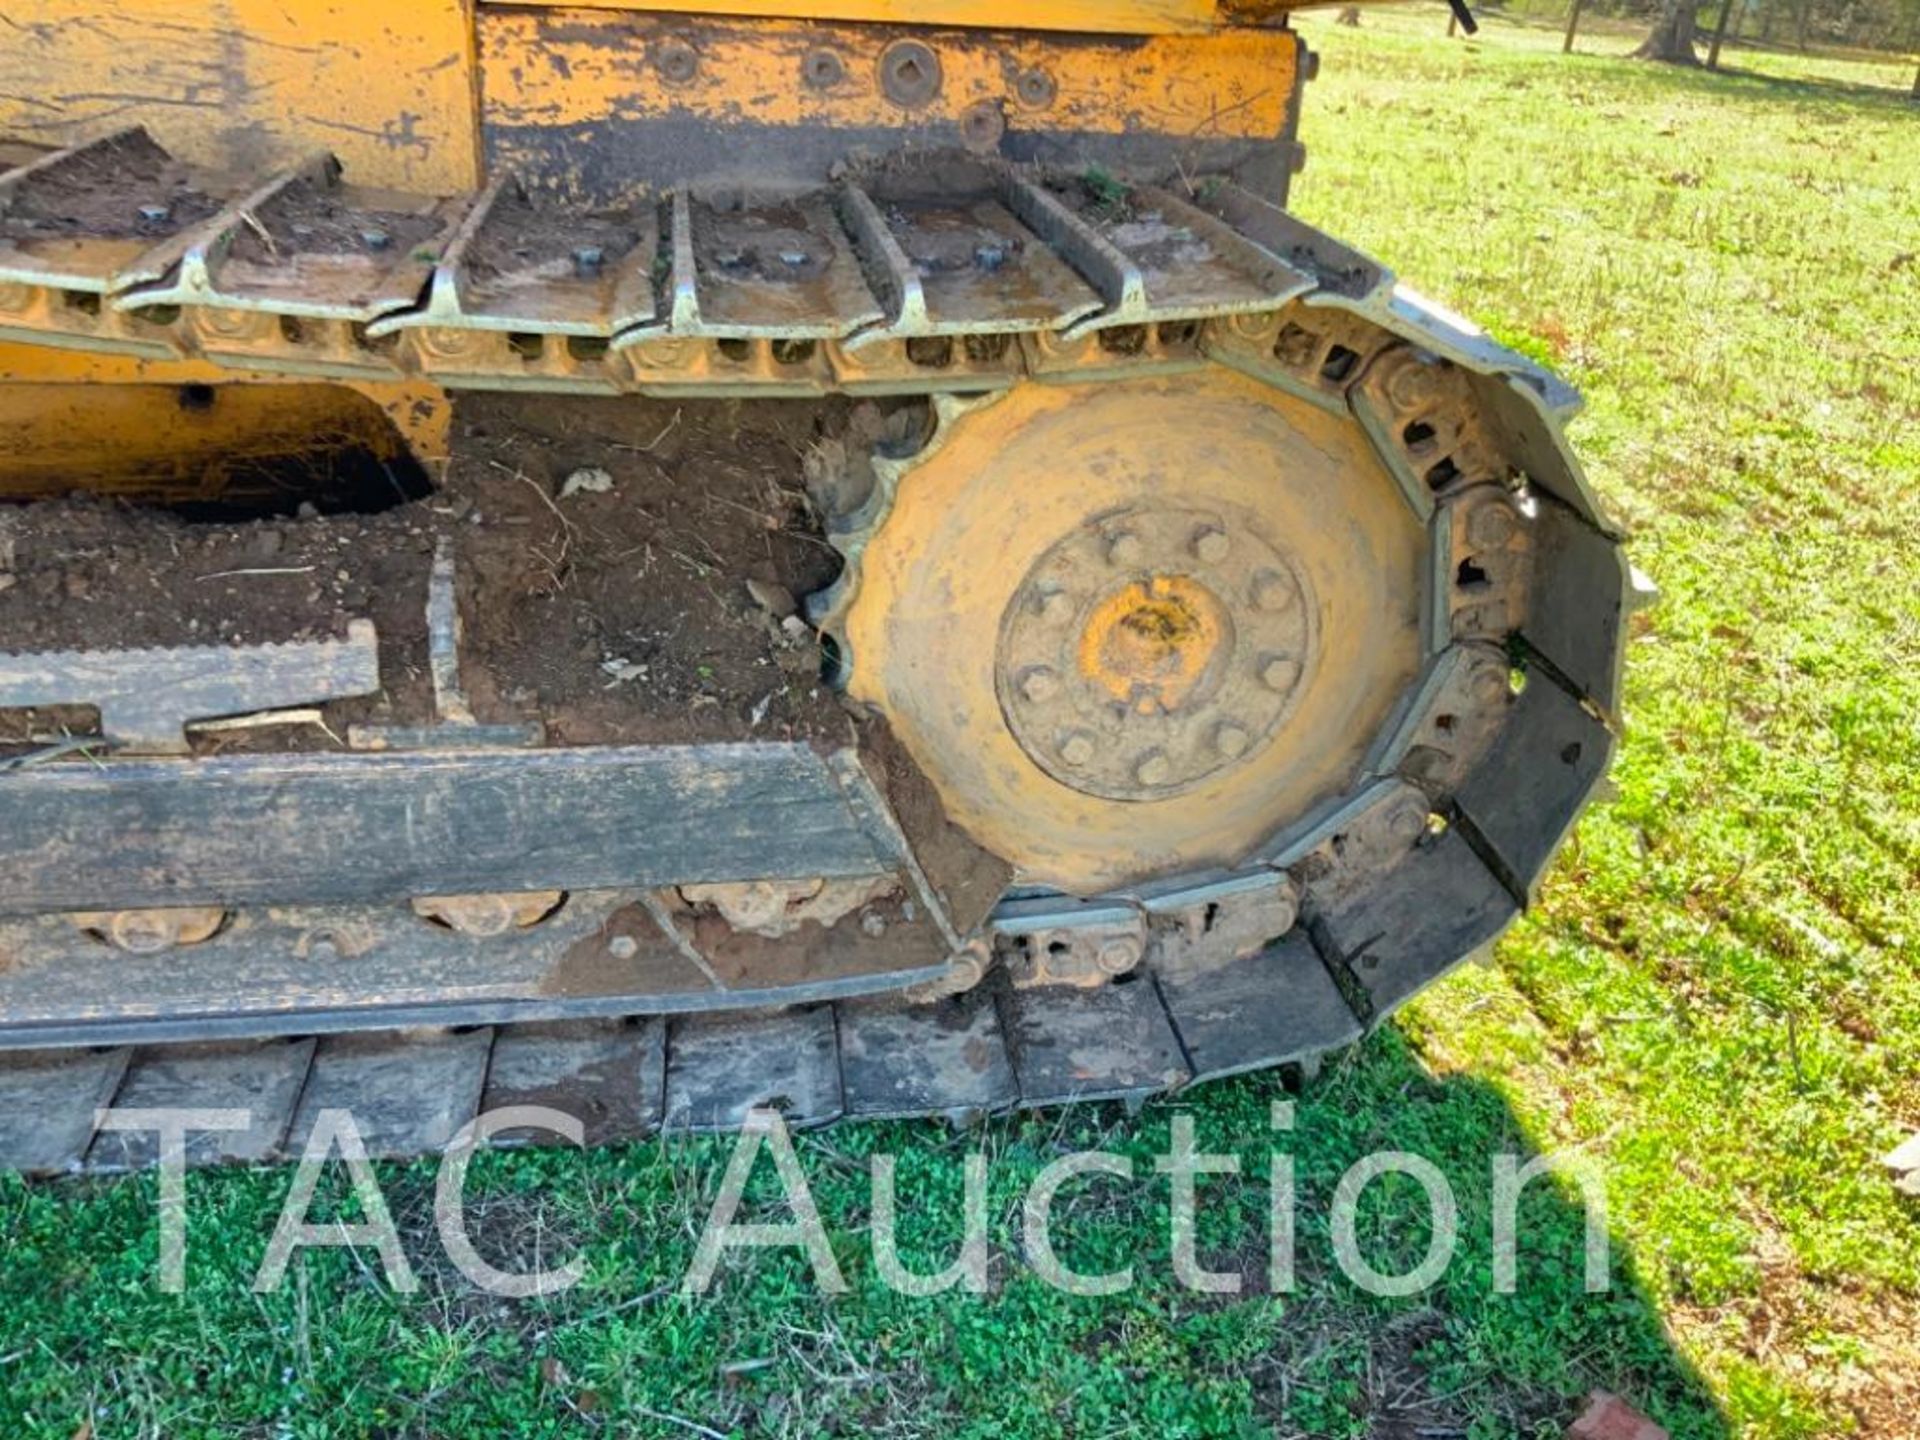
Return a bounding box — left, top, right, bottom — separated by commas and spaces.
1078, 576, 1225, 712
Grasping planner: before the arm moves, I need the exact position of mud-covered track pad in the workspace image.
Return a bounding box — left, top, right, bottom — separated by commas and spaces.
0, 744, 893, 913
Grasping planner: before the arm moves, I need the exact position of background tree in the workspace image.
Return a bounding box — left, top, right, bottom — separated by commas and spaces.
1636, 0, 1704, 60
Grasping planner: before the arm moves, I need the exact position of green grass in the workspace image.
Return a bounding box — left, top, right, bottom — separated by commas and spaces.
3, 12, 1917, 1438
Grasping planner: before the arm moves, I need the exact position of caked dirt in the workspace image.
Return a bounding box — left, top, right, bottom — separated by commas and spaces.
0, 393, 873, 754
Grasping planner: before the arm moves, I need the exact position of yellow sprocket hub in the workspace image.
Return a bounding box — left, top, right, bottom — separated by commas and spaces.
841, 367, 1429, 894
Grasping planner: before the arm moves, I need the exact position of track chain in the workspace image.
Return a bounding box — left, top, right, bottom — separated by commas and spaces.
0, 129, 1641, 1174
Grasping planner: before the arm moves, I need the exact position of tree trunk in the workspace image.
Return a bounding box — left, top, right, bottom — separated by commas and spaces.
1564, 0, 1587, 52
1635, 0, 1702, 62
1707, 0, 1737, 65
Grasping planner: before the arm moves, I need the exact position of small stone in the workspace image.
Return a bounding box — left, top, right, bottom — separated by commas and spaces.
746, 577, 798, 619
1566, 1392, 1667, 1440
780, 614, 811, 642
559, 466, 615, 499
0, 574, 13, 594
296, 501, 320, 520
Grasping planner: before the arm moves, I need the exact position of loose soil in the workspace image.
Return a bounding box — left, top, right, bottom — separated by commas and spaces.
464, 189, 645, 286
0, 393, 866, 754
4, 129, 224, 242
230, 176, 445, 265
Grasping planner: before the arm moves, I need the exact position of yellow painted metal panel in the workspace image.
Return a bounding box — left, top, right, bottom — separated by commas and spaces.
481, 11, 1295, 139
0, 1, 481, 193
491, 0, 1223, 34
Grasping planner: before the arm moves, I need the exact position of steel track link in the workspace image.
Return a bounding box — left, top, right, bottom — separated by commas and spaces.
0, 133, 1639, 1176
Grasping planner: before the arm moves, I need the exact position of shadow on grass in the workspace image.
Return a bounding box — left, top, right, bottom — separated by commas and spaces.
0, 1026, 1737, 1439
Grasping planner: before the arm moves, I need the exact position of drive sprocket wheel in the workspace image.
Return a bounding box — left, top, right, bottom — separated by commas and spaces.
836, 368, 1428, 894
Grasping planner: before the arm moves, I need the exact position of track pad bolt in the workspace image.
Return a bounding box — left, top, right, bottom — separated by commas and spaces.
1134, 750, 1171, 786
1106, 531, 1144, 567
1191, 526, 1231, 563
1059, 731, 1097, 766
572, 245, 605, 277
1251, 571, 1297, 612
1019, 666, 1060, 703
1261, 656, 1301, 693
1386, 360, 1439, 412
1466, 500, 1519, 549
137, 203, 171, 226
1214, 721, 1250, 758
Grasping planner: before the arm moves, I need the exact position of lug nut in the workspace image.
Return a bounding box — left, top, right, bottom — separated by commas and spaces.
1214, 721, 1250, 758
1107, 531, 1143, 567
1059, 731, 1096, 766
1467, 501, 1519, 549
1261, 656, 1301, 693
1035, 587, 1073, 621
1134, 750, 1170, 786
1019, 666, 1060, 703
1191, 526, 1230, 563
1251, 570, 1296, 612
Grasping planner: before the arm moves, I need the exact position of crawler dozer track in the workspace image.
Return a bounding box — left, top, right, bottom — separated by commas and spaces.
0, 78, 1634, 1174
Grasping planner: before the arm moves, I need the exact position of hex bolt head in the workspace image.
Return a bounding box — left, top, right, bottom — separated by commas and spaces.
1469, 663, 1510, 705
1389, 804, 1430, 843
1035, 587, 1073, 621
360, 228, 391, 251
571, 245, 605, 278
1019, 666, 1060, 704
1192, 526, 1231, 564
1251, 570, 1296, 612
1015, 67, 1058, 109
1466, 500, 1519, 549
654, 38, 699, 84
1214, 721, 1250, 759
608, 934, 639, 960
1059, 731, 1097, 766
973, 240, 1008, 272
1385, 359, 1439, 412
778, 248, 810, 269
1107, 531, 1144, 567
136, 203, 171, 225
1134, 750, 1171, 786
1261, 656, 1301, 693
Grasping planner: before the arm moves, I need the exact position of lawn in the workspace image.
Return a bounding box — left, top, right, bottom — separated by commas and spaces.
2, 9, 1917, 1439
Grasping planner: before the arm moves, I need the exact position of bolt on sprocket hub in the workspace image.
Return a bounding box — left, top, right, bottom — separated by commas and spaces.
997, 505, 1317, 800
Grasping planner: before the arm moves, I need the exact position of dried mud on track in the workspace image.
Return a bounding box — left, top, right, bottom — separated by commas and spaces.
0, 393, 861, 753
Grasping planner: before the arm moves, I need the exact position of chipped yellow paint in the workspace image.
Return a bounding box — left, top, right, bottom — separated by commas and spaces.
497, 0, 1224, 34
0, 1, 481, 192
1076, 575, 1227, 711
480, 9, 1295, 140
